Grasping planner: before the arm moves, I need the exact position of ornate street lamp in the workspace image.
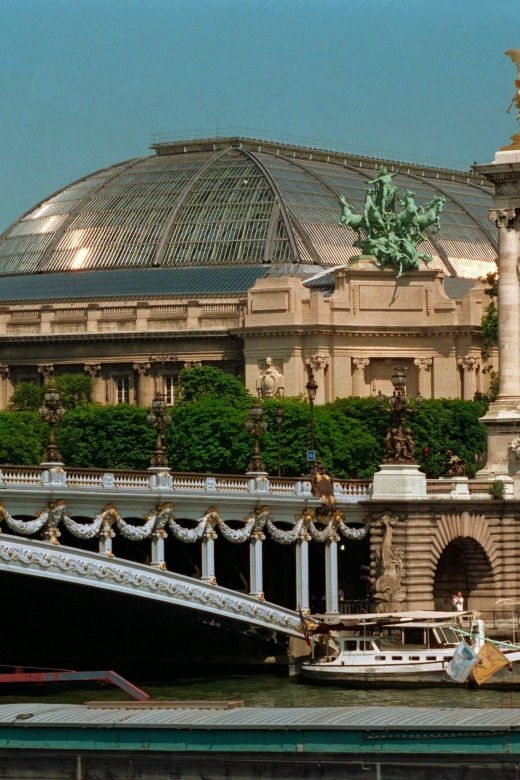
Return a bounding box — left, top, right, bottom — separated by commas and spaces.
245, 399, 268, 473
274, 405, 285, 476
306, 369, 318, 452
147, 393, 172, 468
377, 365, 423, 463
38, 383, 65, 463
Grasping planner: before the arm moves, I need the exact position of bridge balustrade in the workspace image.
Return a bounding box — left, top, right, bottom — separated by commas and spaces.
0, 464, 370, 618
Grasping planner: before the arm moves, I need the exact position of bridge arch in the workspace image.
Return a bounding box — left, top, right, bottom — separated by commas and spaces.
430, 512, 498, 615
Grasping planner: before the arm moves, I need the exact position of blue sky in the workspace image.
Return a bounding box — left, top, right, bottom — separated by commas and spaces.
0, 0, 519, 231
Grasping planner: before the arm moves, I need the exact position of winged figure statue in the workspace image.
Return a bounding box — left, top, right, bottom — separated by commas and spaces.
506, 49, 520, 122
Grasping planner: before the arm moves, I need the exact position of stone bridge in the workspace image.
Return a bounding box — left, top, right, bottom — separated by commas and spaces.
1, 464, 517, 627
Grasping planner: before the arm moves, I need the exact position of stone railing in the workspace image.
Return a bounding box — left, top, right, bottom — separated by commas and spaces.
0, 465, 372, 500
426, 478, 513, 499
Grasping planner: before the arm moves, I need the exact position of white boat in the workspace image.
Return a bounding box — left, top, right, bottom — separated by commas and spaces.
301, 610, 520, 686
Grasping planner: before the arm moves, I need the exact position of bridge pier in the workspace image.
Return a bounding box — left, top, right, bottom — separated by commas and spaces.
249, 533, 264, 599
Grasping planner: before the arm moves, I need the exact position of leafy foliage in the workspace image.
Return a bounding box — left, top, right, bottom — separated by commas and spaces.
56, 405, 157, 470
8, 375, 94, 411
0, 412, 47, 464
0, 367, 488, 477
178, 366, 251, 406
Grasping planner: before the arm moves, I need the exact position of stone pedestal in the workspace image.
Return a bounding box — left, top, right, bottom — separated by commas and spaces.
371, 463, 427, 500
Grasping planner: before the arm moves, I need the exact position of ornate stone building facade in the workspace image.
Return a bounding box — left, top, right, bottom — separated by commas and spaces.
0, 136, 497, 408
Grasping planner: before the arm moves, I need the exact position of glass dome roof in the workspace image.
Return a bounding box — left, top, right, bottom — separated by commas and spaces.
0, 139, 497, 280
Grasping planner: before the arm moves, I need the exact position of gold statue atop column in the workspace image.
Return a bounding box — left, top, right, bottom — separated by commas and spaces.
503, 50, 520, 150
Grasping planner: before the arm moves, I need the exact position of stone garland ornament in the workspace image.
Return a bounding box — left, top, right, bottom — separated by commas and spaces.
339, 165, 445, 277
0, 502, 366, 549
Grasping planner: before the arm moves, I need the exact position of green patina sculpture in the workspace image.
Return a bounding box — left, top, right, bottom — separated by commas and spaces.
339, 165, 445, 277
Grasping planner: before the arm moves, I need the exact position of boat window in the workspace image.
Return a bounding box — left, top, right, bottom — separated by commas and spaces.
442, 627, 458, 644
375, 655, 386, 661
426, 656, 436, 661
345, 640, 357, 652
359, 641, 372, 652
429, 629, 445, 648
403, 628, 425, 645
391, 655, 403, 660
409, 656, 420, 661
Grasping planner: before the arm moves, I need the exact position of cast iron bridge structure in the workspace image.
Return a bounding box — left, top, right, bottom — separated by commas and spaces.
0, 464, 501, 635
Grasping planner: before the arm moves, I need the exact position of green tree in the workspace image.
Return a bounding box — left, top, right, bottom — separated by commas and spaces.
8, 382, 44, 411
178, 366, 251, 406
8, 374, 94, 412
0, 412, 47, 464
57, 405, 156, 470
167, 396, 251, 473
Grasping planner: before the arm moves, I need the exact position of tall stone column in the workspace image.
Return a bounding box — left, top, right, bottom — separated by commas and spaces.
414, 357, 432, 398
305, 355, 329, 405
325, 540, 339, 614
295, 536, 310, 612
458, 355, 480, 400
84, 364, 104, 404
352, 357, 369, 397
133, 362, 154, 407
0, 365, 11, 409
474, 150, 520, 477
249, 530, 264, 599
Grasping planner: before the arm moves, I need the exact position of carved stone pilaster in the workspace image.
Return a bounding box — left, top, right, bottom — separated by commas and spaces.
37, 364, 54, 382
458, 355, 480, 400
305, 355, 329, 405
352, 357, 370, 397
414, 357, 433, 398
489, 208, 517, 229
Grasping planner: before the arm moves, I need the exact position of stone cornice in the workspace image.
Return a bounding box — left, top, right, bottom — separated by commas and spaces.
0, 330, 244, 345
233, 325, 482, 338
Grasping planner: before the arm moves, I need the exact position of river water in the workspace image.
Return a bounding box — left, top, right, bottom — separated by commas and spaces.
0, 672, 516, 708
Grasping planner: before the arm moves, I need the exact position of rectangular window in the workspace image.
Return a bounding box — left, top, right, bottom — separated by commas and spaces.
391, 656, 403, 661
116, 376, 129, 404
164, 376, 175, 406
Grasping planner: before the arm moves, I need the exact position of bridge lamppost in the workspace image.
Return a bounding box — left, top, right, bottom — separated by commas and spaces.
147, 393, 172, 468
274, 405, 284, 476
38, 383, 65, 464
377, 365, 423, 463
245, 399, 268, 473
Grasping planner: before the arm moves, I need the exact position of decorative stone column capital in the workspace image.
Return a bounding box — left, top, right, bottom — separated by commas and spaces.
0, 364, 10, 380
414, 357, 433, 372
458, 355, 480, 372
84, 363, 101, 378
306, 355, 329, 372
353, 357, 370, 371
133, 362, 151, 375
184, 361, 201, 369
489, 208, 517, 229
37, 364, 54, 380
